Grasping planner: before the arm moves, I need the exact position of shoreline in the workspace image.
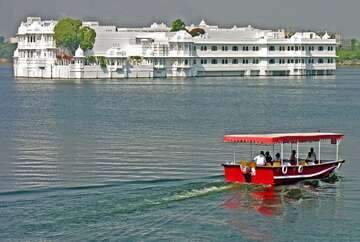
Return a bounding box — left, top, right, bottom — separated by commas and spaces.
2, 62, 360, 69
0, 59, 12, 65
2, 59, 360, 69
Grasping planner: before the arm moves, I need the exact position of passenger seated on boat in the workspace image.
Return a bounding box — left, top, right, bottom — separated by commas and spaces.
306, 152, 315, 165
265, 151, 273, 166
308, 147, 317, 163
273, 153, 281, 167
253, 151, 266, 166
289, 150, 297, 165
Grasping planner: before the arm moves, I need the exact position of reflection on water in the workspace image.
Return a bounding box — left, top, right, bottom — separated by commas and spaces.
221, 180, 347, 242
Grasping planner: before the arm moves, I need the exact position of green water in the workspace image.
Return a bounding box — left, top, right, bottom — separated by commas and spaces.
0, 66, 359, 241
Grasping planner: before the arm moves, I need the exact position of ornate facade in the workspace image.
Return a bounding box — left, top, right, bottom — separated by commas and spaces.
14, 17, 337, 78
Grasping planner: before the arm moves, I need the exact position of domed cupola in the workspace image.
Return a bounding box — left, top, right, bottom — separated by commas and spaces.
75, 46, 84, 58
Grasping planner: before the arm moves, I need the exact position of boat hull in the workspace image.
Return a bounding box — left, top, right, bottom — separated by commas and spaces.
223, 160, 345, 185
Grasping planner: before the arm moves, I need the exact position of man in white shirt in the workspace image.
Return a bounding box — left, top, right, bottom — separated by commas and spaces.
253, 151, 266, 166
309, 147, 317, 162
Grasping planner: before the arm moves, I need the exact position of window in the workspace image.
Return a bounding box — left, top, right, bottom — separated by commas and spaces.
269, 46, 275, 51
253, 46, 259, 51
211, 46, 218, 51
242, 46, 249, 51
232, 59, 238, 64
222, 46, 228, 51
185, 59, 188, 65
269, 59, 275, 64
242, 59, 249, 64
318, 58, 324, 64
221, 59, 228, 64
193, 59, 196, 65
200, 59, 207, 64
211, 59, 218, 64
301, 46, 305, 51
318, 46, 324, 51
291, 46, 295, 51
232, 46, 238, 51
309, 46, 315, 51
328, 46, 334, 51
200, 46, 207, 51
252, 59, 259, 64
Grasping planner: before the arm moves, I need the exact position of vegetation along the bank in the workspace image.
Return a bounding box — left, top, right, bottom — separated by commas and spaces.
337, 38, 360, 66
0, 36, 17, 64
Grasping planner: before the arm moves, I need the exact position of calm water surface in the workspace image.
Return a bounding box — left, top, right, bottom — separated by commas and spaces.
0, 65, 359, 241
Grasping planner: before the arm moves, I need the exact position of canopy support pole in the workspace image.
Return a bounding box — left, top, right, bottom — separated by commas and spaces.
296, 141, 299, 165
318, 140, 321, 164
233, 150, 236, 164
336, 140, 339, 161
250, 143, 253, 160
272, 144, 275, 157
281, 142, 284, 166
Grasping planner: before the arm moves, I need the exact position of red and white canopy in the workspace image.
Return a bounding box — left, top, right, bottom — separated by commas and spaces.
224, 132, 343, 144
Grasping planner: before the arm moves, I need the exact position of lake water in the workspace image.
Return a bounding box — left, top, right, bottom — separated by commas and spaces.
0, 65, 359, 241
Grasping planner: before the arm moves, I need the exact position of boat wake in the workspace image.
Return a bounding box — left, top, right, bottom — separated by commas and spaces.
158, 182, 238, 203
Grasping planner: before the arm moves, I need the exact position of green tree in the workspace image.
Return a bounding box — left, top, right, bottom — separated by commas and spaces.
54, 18, 82, 55
79, 26, 96, 52
350, 38, 359, 51
170, 19, 186, 32
0, 36, 4, 44
0, 42, 17, 60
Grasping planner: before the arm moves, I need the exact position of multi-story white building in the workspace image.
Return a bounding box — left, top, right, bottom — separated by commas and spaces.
14, 17, 337, 78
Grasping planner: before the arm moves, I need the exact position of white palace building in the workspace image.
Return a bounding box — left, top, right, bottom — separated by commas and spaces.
13, 17, 337, 78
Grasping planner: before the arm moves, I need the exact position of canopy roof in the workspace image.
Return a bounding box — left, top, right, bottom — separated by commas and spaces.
224, 132, 343, 144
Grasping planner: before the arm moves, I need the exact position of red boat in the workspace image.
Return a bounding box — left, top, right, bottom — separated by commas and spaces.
222, 132, 345, 185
